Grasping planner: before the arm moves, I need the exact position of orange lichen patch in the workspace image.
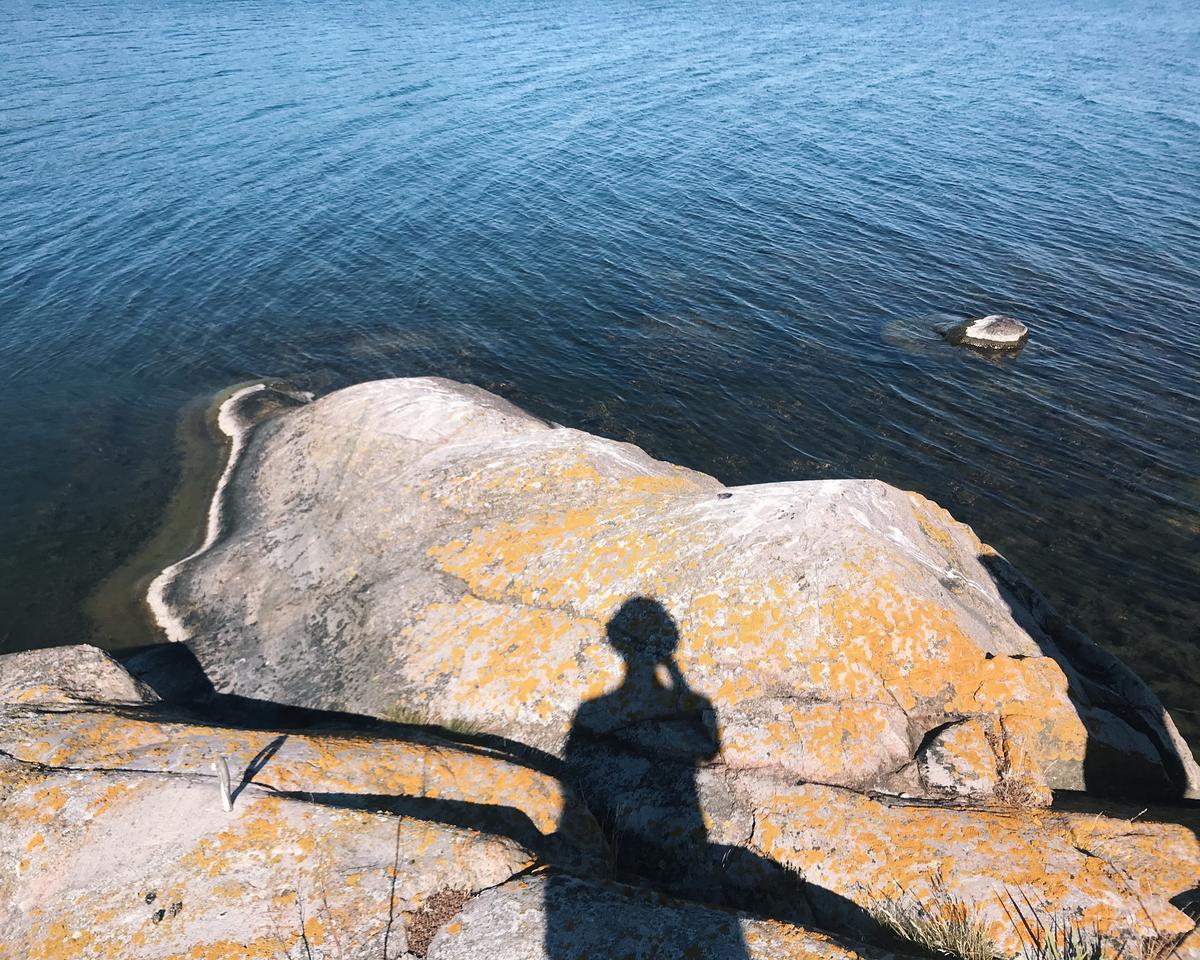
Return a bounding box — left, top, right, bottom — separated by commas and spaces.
813, 573, 986, 709
14, 684, 56, 704
83, 781, 137, 819
428, 477, 731, 622
2, 708, 597, 853
947, 721, 997, 771
6, 788, 427, 960
809, 574, 1084, 771
5, 710, 249, 773
680, 577, 799, 668
417, 477, 1091, 791
430, 505, 611, 610
430, 447, 705, 518
906, 490, 996, 557
1067, 816, 1200, 896
180, 796, 317, 878
399, 593, 616, 726
163, 936, 290, 960
750, 922, 862, 959
20, 784, 72, 825
752, 784, 1196, 953
273, 888, 300, 911
794, 702, 895, 768
722, 701, 903, 781
302, 914, 325, 945
22, 891, 184, 960
426, 509, 812, 713
211, 879, 251, 900
296, 729, 580, 841
972, 656, 1087, 776
25, 919, 97, 960
911, 503, 956, 556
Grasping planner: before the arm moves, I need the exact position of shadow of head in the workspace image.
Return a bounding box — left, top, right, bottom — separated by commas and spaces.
605, 596, 679, 673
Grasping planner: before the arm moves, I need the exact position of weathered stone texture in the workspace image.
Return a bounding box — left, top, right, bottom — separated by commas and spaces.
426, 873, 894, 960
1, 696, 1196, 959
0, 703, 603, 960
0, 644, 157, 707
5, 377, 1197, 958
162, 377, 1197, 802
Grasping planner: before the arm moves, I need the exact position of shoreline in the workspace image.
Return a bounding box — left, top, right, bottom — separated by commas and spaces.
145, 382, 268, 643
82, 390, 234, 651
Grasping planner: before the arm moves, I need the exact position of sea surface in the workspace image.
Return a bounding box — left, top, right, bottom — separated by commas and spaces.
2, 0, 1198, 745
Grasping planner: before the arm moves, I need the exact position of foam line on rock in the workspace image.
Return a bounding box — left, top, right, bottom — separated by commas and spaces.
146, 382, 269, 643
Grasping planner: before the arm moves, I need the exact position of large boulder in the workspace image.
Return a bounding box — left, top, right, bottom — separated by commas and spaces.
155, 377, 1197, 803
124, 376, 1200, 955
1, 665, 1195, 959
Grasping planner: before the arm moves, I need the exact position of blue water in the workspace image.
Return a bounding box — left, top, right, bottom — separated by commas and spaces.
2, 0, 1198, 742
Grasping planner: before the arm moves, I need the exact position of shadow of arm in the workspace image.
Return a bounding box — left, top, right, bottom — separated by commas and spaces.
272, 789, 561, 863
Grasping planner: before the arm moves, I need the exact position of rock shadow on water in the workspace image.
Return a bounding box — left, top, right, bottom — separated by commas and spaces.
978, 552, 1200, 813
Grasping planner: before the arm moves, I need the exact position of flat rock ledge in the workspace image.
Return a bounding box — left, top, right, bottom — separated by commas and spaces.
3, 376, 1198, 959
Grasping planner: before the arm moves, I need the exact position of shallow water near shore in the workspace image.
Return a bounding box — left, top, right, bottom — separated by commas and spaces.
2, 0, 1198, 745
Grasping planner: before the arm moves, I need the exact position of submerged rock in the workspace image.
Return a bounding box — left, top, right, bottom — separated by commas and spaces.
944, 313, 1029, 350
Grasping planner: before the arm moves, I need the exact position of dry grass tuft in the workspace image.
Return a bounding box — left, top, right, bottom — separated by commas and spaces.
869, 882, 996, 960
991, 774, 1045, 807
1000, 890, 1190, 960
380, 703, 484, 736
984, 727, 1048, 808
1133, 933, 1191, 960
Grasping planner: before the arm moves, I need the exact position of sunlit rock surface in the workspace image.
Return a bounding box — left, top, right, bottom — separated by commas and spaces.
0, 652, 1197, 959
159, 377, 1197, 802
0, 643, 157, 708
5, 377, 1198, 958
0, 675, 604, 960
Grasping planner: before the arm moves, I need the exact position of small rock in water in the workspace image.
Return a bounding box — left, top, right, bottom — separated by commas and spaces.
945, 313, 1029, 350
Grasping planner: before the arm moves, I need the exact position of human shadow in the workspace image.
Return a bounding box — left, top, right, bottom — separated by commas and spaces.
118, 605, 886, 955
544, 596, 751, 958
542, 597, 887, 958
